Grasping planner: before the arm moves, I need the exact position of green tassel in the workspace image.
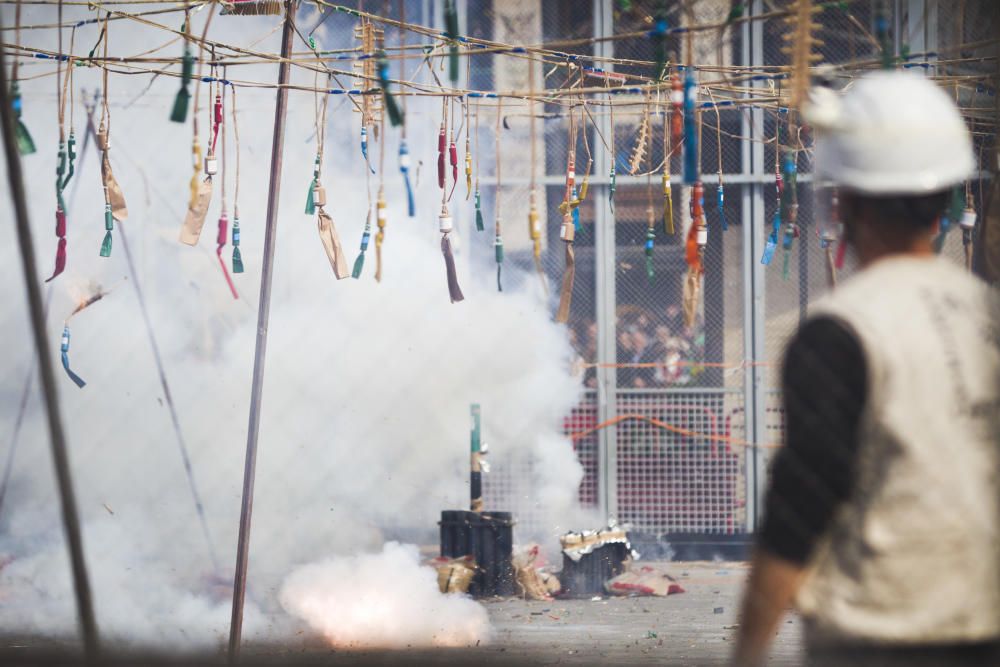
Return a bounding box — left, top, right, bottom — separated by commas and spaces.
232, 218, 244, 272
352, 221, 371, 279
11, 82, 36, 155
651, 5, 669, 80
170, 87, 190, 123
62, 132, 77, 189
448, 45, 459, 84
305, 180, 316, 215
948, 186, 965, 223
377, 52, 405, 127
56, 142, 67, 210
15, 119, 36, 155
609, 165, 616, 213
645, 255, 655, 283
100, 230, 113, 257
383, 88, 404, 128
475, 191, 484, 231
170, 48, 194, 123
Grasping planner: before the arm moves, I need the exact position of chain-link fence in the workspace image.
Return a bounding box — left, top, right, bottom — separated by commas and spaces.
475, 0, 997, 545
0, 0, 996, 653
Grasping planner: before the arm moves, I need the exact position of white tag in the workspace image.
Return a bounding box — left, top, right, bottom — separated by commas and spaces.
959, 209, 977, 229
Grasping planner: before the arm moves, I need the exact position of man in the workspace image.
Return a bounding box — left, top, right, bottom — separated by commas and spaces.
733, 71, 1000, 666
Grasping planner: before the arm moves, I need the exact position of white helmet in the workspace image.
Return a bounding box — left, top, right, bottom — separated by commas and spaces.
805, 71, 974, 195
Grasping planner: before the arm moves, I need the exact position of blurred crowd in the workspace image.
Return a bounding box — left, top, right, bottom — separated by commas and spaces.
569, 305, 705, 389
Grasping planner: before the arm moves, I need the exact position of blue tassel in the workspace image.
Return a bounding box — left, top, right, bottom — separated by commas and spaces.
682, 69, 699, 184
60, 326, 86, 388
717, 183, 727, 231
761, 210, 781, 265
361, 126, 375, 174
933, 217, 950, 253
352, 216, 371, 279
400, 141, 415, 217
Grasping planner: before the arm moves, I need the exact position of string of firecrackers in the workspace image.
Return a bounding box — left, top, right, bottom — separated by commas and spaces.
310, 69, 350, 280
46, 8, 76, 282
9, 54, 995, 120
214, 67, 239, 298
10, 43, 997, 96
96, 11, 128, 259
565, 413, 780, 451
176, 2, 217, 248
6, 35, 994, 115
5, 0, 997, 94
10, 0, 991, 100
350, 20, 376, 280
6, 1, 994, 305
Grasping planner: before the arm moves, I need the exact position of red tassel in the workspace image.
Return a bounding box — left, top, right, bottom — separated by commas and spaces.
216, 213, 238, 299
685, 223, 700, 271
671, 71, 683, 149
46, 208, 67, 282
55, 207, 66, 237
211, 92, 223, 153
835, 237, 847, 269
46, 238, 67, 283
216, 211, 229, 247
437, 125, 446, 189
448, 140, 458, 200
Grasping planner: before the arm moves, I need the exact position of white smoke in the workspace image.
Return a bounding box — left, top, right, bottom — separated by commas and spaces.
0, 3, 592, 649
280, 542, 491, 649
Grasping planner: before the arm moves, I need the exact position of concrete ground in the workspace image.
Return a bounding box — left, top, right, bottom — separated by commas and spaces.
0, 562, 802, 666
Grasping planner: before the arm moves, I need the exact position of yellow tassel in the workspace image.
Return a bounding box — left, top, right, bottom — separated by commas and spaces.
189, 141, 203, 208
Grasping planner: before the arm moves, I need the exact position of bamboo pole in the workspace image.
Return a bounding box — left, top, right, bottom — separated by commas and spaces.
0, 25, 99, 666
227, 1, 296, 662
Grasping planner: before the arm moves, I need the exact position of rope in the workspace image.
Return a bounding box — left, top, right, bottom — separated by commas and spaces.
566, 413, 779, 450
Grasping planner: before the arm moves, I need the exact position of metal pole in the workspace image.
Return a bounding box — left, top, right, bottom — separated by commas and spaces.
470, 404, 483, 512
228, 2, 295, 662
742, 0, 768, 531
0, 37, 99, 665
593, 0, 618, 523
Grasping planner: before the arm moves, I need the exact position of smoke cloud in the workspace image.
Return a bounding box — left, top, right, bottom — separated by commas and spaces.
280, 542, 491, 649
0, 3, 591, 650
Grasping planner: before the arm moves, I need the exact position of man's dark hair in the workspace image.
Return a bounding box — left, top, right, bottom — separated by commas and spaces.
842, 189, 951, 231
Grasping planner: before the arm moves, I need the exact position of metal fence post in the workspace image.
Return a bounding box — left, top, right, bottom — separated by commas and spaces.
742, 0, 768, 531
592, 0, 618, 523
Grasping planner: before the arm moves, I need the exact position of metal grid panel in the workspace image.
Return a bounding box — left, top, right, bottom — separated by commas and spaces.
613, 390, 745, 536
